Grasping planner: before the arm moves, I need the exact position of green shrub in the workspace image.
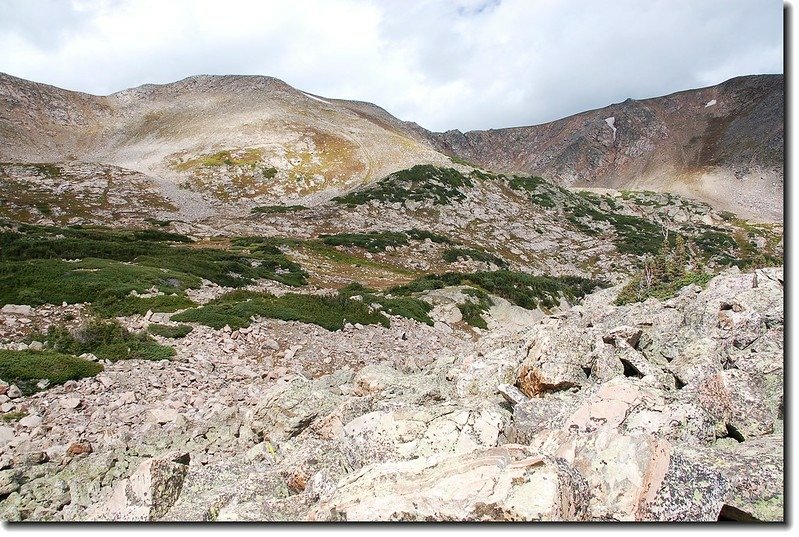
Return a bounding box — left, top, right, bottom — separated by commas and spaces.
615, 237, 712, 305
508, 176, 547, 191
564, 203, 666, 256
250, 205, 306, 214
31, 163, 62, 178
693, 229, 739, 259
131, 229, 193, 243
0, 224, 307, 291
615, 271, 712, 305
458, 287, 493, 328
370, 296, 433, 325
43, 319, 176, 362
325, 283, 434, 325
148, 324, 193, 338
0, 350, 103, 395
390, 271, 604, 311
469, 170, 496, 181
332, 165, 473, 206
173, 291, 389, 331
0, 258, 202, 310
458, 302, 488, 329
404, 229, 453, 244
93, 294, 196, 317
507, 175, 562, 208
320, 231, 409, 252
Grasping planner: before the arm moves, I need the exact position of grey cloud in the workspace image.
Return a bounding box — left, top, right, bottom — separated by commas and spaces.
0, 0, 783, 132
0, 0, 92, 50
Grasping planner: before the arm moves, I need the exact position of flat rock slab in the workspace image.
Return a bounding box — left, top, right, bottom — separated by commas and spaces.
310, 445, 590, 521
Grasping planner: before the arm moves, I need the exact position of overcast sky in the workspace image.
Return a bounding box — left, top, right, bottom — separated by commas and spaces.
0, 0, 783, 132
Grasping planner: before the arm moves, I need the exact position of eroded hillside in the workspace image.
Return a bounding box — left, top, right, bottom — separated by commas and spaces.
0, 73, 450, 215
431, 75, 783, 222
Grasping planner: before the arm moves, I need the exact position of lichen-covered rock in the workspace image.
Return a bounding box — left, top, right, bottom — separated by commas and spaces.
246, 376, 342, 444
666, 337, 722, 387
683, 369, 773, 441
640, 435, 783, 521
504, 393, 580, 444
340, 403, 509, 468
87, 451, 190, 521
310, 445, 590, 521
516, 321, 592, 396
350, 363, 454, 404
160, 455, 290, 521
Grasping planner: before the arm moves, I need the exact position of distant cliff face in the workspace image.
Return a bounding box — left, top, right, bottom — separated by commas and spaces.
428, 75, 784, 222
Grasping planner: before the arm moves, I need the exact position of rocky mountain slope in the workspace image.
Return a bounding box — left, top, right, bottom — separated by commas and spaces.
0, 73, 784, 222
430, 75, 784, 222
0, 266, 784, 521
0, 72, 449, 216
0, 71, 785, 522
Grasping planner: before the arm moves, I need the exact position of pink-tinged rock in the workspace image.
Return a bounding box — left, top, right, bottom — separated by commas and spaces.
18, 415, 42, 428
310, 445, 590, 521
148, 408, 180, 424
59, 397, 82, 410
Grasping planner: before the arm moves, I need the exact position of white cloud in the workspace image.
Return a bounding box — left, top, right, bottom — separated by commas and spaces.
0, 0, 783, 131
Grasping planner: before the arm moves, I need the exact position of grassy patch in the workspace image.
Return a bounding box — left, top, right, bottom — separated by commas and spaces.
148, 324, 193, 339
299, 240, 417, 276
41, 319, 176, 362
458, 287, 493, 329
448, 155, 478, 167
173, 290, 389, 331
332, 165, 473, 206
1, 410, 28, 422
93, 294, 196, 318
390, 271, 605, 311
442, 247, 508, 268
339, 283, 433, 325
0, 223, 307, 312
0, 350, 103, 395
320, 231, 409, 252
177, 148, 264, 170
404, 228, 454, 244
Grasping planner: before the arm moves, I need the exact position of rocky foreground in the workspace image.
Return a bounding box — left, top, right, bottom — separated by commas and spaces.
0, 266, 783, 521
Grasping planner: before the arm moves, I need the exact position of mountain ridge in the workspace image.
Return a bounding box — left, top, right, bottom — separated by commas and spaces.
427, 74, 783, 222
0, 71, 784, 221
